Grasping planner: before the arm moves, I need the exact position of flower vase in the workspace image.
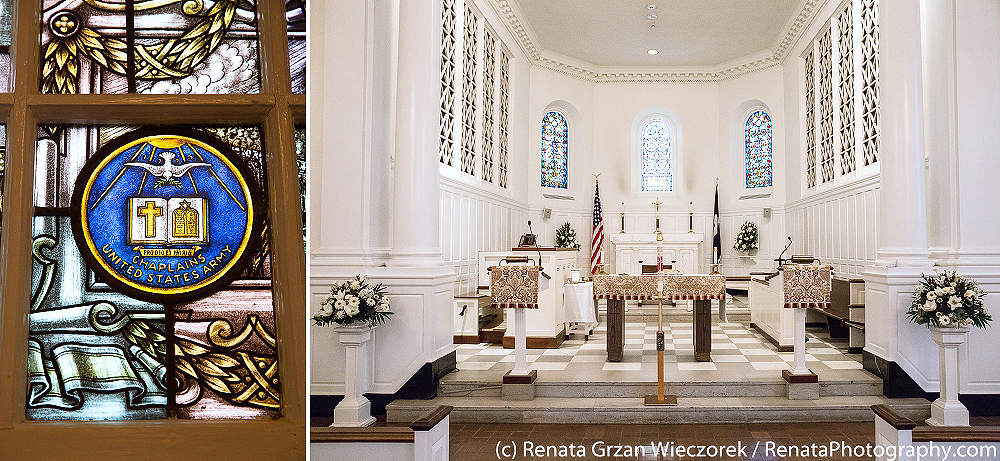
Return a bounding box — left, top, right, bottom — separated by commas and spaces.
332, 323, 377, 427
926, 325, 970, 426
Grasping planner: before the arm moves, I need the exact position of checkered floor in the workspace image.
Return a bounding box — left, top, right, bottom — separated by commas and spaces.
452, 308, 872, 383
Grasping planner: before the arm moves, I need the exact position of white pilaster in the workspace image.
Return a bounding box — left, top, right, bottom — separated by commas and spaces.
391, 0, 444, 266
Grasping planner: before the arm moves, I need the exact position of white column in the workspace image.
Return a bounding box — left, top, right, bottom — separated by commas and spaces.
864, 0, 935, 375
877, 0, 931, 267
390, 0, 444, 266
920, 0, 960, 266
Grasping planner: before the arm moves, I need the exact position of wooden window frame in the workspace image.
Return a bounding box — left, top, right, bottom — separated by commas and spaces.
0, 1, 306, 459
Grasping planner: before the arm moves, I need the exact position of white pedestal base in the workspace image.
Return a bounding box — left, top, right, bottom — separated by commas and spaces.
926, 326, 970, 427
332, 324, 377, 427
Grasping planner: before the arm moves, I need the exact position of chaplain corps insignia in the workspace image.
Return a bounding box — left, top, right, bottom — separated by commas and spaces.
71, 128, 264, 303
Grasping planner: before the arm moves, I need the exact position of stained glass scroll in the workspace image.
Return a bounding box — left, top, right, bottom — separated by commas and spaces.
287, 0, 306, 94
29, 125, 280, 421
745, 111, 772, 189
641, 119, 672, 192
40, 0, 262, 94
540, 111, 568, 189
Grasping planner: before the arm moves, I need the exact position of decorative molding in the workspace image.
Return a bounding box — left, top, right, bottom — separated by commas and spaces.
490, 0, 825, 83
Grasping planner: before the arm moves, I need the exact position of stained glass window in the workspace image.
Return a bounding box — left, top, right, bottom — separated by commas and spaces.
287, 0, 306, 94
0, 0, 9, 92
40, 0, 262, 94
0, 126, 5, 235
745, 111, 772, 189
641, 119, 672, 192
540, 111, 568, 189
29, 125, 280, 421
296, 125, 306, 241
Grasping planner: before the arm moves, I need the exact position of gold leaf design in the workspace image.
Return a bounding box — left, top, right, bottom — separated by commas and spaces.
134, 0, 238, 80
120, 317, 280, 410
41, 0, 240, 94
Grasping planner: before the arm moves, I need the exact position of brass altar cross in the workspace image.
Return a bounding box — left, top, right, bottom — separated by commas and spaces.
652, 198, 663, 239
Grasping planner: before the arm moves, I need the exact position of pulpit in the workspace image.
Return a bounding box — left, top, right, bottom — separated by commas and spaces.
478, 248, 576, 348
489, 264, 540, 400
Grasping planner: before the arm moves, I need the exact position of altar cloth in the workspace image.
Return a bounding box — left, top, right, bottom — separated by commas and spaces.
780, 265, 832, 308
592, 274, 726, 301
563, 282, 597, 324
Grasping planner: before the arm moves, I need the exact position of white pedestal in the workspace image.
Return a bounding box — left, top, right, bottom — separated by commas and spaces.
511, 308, 530, 376
791, 308, 811, 376
927, 326, 970, 427
332, 324, 377, 427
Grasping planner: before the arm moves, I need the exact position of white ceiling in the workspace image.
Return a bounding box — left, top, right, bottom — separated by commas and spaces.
512, 0, 802, 68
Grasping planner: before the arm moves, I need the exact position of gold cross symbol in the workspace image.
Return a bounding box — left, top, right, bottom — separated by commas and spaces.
137, 201, 163, 238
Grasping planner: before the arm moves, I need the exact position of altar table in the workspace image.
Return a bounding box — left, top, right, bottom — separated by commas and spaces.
593, 274, 726, 362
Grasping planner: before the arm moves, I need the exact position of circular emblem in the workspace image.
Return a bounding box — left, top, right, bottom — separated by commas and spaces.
49, 10, 82, 38
71, 128, 264, 304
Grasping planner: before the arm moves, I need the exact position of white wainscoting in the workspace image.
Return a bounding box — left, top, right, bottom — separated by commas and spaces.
440, 177, 529, 294
718, 209, 786, 276
785, 174, 881, 277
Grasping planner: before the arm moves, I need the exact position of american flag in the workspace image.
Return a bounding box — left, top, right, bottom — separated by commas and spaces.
591, 180, 604, 274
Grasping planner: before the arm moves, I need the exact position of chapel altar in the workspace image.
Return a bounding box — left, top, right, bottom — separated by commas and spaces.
610, 232, 704, 275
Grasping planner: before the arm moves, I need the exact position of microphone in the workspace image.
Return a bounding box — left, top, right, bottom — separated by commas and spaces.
777, 236, 792, 266
527, 220, 544, 272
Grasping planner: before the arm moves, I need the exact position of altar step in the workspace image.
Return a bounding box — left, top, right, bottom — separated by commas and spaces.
437, 378, 881, 399
385, 395, 931, 425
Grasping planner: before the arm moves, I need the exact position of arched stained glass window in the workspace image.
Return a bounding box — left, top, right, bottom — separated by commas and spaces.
641, 119, 672, 192
540, 111, 568, 189
745, 111, 773, 188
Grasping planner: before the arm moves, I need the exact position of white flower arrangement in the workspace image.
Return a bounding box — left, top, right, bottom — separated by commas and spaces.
733, 221, 759, 253
555, 222, 581, 249
907, 270, 990, 329
314, 274, 393, 327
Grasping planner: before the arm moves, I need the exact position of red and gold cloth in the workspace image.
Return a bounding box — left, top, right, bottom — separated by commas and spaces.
592, 274, 725, 301
489, 266, 540, 309
781, 264, 832, 308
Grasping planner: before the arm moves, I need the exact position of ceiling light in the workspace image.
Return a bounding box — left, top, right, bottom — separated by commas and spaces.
650, 23, 656, 28
648, 4, 656, 10
648, 49, 658, 55
647, 13, 657, 20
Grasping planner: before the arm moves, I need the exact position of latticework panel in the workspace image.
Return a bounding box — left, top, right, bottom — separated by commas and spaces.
805, 49, 817, 189
819, 27, 835, 184
481, 29, 496, 183
498, 50, 510, 188
838, 4, 855, 175
460, 6, 478, 175
438, 0, 457, 166
861, 0, 880, 167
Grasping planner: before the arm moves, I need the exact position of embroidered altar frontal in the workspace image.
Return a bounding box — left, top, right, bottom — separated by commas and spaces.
781, 265, 832, 308
593, 274, 726, 301
490, 266, 540, 308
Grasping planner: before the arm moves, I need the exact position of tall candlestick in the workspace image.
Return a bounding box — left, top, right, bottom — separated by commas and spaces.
688, 201, 694, 233
620, 203, 626, 233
